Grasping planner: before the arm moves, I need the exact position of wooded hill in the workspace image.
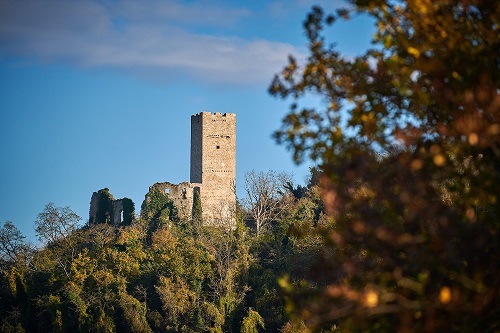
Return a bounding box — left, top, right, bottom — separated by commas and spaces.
2, 0, 499, 331
0, 169, 327, 333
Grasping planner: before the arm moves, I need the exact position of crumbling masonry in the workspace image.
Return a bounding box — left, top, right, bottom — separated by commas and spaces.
90, 112, 236, 226
145, 112, 237, 224
89, 188, 135, 226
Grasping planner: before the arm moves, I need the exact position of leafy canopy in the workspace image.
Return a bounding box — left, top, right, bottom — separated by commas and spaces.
270, 0, 499, 331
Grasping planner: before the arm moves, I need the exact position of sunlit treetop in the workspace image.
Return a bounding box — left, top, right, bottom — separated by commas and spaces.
270, 0, 499, 164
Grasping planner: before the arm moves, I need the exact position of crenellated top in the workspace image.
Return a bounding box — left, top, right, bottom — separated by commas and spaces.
191, 111, 236, 118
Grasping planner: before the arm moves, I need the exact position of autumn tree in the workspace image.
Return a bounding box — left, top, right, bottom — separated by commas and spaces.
0, 221, 28, 264
243, 170, 294, 236
270, 1, 499, 332
35, 203, 81, 245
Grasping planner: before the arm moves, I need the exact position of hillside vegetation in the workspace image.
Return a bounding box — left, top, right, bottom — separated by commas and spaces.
0, 170, 325, 332
2, 0, 499, 331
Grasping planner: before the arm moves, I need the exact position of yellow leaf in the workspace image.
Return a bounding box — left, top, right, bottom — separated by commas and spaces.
433, 154, 446, 167
364, 291, 379, 307
439, 286, 451, 304
407, 47, 420, 58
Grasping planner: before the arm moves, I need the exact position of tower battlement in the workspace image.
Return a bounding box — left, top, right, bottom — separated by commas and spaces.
192, 111, 236, 118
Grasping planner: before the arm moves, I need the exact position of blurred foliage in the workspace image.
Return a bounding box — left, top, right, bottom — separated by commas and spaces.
269, 0, 499, 331
1, 2, 497, 331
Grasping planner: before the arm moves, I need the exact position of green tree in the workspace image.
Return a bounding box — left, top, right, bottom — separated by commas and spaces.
240, 308, 264, 333
199, 217, 253, 332
122, 198, 136, 226
270, 1, 499, 332
192, 189, 203, 231
246, 169, 327, 332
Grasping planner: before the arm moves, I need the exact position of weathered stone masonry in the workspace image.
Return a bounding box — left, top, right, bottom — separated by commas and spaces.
190, 112, 236, 223
89, 112, 236, 226
145, 181, 201, 221
89, 189, 134, 226
144, 112, 236, 223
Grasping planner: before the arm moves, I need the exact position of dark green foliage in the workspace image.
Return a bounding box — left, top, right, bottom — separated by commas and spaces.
122, 198, 135, 226
284, 182, 308, 200
189, 188, 203, 238
141, 188, 178, 233
192, 189, 202, 222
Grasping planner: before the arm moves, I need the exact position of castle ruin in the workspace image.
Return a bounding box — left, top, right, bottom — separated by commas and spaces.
90, 112, 236, 227
146, 112, 236, 224
89, 188, 135, 226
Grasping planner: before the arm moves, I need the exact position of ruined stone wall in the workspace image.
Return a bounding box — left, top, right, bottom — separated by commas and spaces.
89, 192, 99, 224
148, 181, 202, 220
111, 200, 124, 227
191, 112, 236, 224
89, 189, 126, 226
116, 112, 237, 228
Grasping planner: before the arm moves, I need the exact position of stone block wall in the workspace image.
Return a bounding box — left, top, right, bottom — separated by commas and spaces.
147, 181, 202, 220
89, 190, 127, 226
191, 112, 236, 224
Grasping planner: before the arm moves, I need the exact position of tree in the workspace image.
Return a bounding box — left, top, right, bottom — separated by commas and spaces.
122, 198, 136, 226
0, 221, 27, 264
243, 170, 293, 236
191, 189, 203, 236
200, 219, 252, 332
35, 203, 81, 245
270, 1, 499, 332
240, 308, 265, 333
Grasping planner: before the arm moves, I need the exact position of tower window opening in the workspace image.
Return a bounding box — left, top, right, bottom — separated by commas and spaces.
165, 188, 170, 195
216, 145, 220, 149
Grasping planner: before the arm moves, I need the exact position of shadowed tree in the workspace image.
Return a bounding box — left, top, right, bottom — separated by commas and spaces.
0, 221, 27, 264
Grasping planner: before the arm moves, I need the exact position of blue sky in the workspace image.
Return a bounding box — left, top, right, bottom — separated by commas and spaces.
0, 0, 374, 242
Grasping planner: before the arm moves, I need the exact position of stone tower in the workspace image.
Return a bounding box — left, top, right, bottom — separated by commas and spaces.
191, 112, 236, 223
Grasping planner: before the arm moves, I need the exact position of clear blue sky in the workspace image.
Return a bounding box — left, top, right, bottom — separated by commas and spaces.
0, 0, 374, 242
